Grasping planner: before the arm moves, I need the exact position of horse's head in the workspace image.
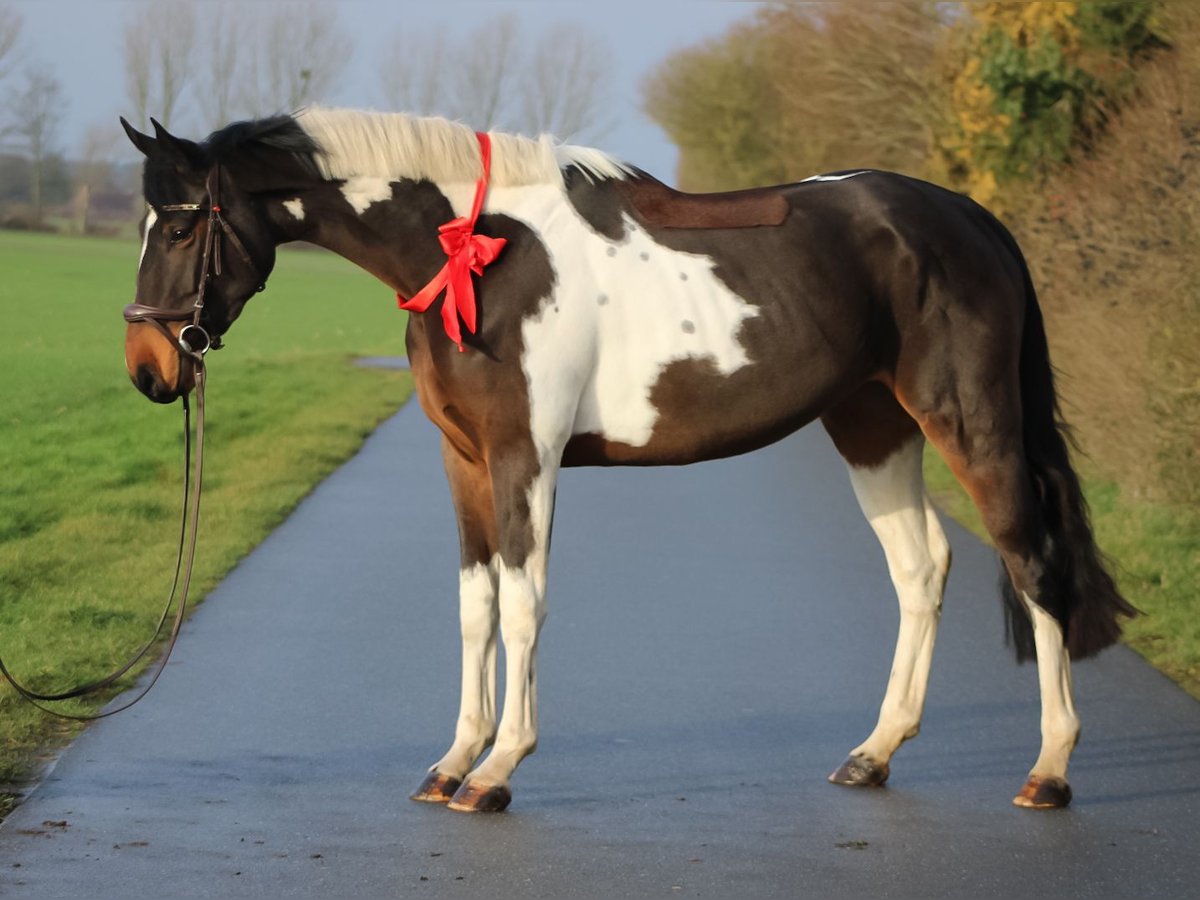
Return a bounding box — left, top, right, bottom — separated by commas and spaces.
121, 118, 278, 402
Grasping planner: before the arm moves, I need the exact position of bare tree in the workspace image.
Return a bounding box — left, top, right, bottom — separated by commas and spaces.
122, 0, 197, 128
242, 2, 350, 115
452, 13, 521, 129
379, 15, 613, 141
10, 64, 62, 225
519, 24, 612, 141
0, 2, 21, 84
195, 2, 244, 130
380, 24, 450, 117
76, 123, 118, 232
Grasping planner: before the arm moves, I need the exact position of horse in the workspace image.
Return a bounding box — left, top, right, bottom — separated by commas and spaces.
119, 107, 1135, 813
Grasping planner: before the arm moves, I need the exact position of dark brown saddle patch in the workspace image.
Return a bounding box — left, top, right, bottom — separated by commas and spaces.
617, 178, 790, 230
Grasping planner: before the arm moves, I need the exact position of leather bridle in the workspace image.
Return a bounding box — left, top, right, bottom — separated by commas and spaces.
123, 163, 262, 366
0, 164, 263, 721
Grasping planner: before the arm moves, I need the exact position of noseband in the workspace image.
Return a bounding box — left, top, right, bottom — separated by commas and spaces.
123, 164, 262, 370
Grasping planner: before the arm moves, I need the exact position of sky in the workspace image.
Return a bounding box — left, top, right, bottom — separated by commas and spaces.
9, 0, 761, 183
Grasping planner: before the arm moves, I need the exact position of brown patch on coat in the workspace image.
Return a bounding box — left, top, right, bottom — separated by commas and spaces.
821, 380, 921, 469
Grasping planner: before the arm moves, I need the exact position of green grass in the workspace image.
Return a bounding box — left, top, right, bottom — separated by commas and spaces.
924, 448, 1200, 698
0, 231, 413, 789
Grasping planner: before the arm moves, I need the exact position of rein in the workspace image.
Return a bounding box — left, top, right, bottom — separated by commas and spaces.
0, 165, 252, 721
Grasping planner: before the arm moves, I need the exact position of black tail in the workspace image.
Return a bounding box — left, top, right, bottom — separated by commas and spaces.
1000, 251, 1138, 662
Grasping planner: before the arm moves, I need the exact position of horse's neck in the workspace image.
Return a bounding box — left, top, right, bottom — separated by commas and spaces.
269, 177, 571, 298
266, 180, 453, 297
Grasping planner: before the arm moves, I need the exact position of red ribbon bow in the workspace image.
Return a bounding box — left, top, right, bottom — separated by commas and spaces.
397, 132, 507, 351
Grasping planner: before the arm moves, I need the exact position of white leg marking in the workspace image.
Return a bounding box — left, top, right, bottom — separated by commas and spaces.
431, 558, 499, 779
846, 436, 951, 764
282, 198, 305, 221
465, 463, 558, 789
138, 207, 157, 270
340, 176, 394, 214
1025, 594, 1081, 780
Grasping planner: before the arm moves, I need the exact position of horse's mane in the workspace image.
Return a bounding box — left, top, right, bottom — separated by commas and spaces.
199, 107, 630, 189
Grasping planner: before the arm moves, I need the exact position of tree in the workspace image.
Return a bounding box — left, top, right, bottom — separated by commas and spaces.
520, 23, 613, 140
122, 0, 197, 129
380, 24, 450, 120
195, 1, 244, 130
452, 14, 521, 130
379, 14, 614, 141
242, 1, 350, 115
76, 124, 118, 232
0, 1, 21, 84
9, 64, 62, 225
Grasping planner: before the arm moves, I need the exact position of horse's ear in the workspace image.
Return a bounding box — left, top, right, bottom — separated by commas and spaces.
149, 118, 204, 169
121, 117, 156, 157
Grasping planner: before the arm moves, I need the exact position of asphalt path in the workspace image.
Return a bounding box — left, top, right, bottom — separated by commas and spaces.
2, 400, 1198, 898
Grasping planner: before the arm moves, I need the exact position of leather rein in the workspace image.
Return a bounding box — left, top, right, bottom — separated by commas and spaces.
0, 164, 258, 721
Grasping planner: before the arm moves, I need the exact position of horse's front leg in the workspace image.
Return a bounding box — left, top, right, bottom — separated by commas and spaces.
411, 439, 500, 804
447, 445, 558, 813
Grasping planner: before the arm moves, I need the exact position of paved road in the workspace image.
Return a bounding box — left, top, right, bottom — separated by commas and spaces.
2, 402, 1198, 898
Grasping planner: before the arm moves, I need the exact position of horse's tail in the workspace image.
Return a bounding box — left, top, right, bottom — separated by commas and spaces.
999, 247, 1138, 662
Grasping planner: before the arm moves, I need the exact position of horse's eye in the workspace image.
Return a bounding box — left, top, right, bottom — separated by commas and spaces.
169, 227, 191, 244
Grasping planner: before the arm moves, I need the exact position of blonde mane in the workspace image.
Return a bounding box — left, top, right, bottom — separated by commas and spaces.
296, 106, 630, 188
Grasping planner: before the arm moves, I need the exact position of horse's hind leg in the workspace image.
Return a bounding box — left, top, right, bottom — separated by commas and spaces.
822, 384, 951, 787
907, 377, 1080, 808
411, 438, 500, 804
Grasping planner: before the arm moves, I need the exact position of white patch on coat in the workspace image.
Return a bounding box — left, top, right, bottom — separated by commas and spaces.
340, 176, 393, 214
282, 198, 305, 221
801, 171, 871, 183
139, 207, 157, 270
474, 184, 757, 451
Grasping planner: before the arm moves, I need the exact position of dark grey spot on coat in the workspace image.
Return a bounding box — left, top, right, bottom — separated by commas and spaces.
680, 272, 688, 281
606, 246, 617, 257
640, 251, 649, 261
681, 320, 695, 334
597, 293, 609, 306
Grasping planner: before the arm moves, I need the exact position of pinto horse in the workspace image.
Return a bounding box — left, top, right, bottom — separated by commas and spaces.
120, 108, 1134, 813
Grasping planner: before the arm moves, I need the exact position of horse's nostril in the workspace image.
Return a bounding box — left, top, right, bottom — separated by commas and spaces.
136, 364, 157, 395
135, 364, 175, 403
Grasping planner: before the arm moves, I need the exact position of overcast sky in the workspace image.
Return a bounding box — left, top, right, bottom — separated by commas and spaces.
9, 0, 760, 182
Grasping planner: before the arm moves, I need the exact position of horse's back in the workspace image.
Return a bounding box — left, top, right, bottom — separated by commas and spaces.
550, 169, 1026, 468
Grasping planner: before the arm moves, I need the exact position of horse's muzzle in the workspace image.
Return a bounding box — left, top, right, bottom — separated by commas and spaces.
132, 363, 181, 404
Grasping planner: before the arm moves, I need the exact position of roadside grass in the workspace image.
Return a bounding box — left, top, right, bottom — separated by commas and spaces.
924, 449, 1200, 699
0, 231, 413, 792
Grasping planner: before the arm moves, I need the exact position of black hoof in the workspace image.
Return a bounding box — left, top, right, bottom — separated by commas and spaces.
410, 771, 462, 804
1013, 775, 1072, 809
828, 754, 890, 787
447, 779, 512, 813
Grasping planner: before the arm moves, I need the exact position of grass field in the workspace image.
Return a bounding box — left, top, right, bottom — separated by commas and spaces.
924, 451, 1200, 699
0, 231, 413, 791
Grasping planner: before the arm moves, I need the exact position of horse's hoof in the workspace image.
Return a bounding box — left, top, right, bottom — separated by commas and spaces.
410, 771, 462, 804
446, 779, 512, 813
828, 754, 890, 787
1012, 775, 1072, 809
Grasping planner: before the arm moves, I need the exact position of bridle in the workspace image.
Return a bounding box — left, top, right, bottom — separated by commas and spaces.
123, 163, 263, 365
0, 164, 263, 721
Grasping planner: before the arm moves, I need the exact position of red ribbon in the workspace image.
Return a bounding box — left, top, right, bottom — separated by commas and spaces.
397, 132, 507, 351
